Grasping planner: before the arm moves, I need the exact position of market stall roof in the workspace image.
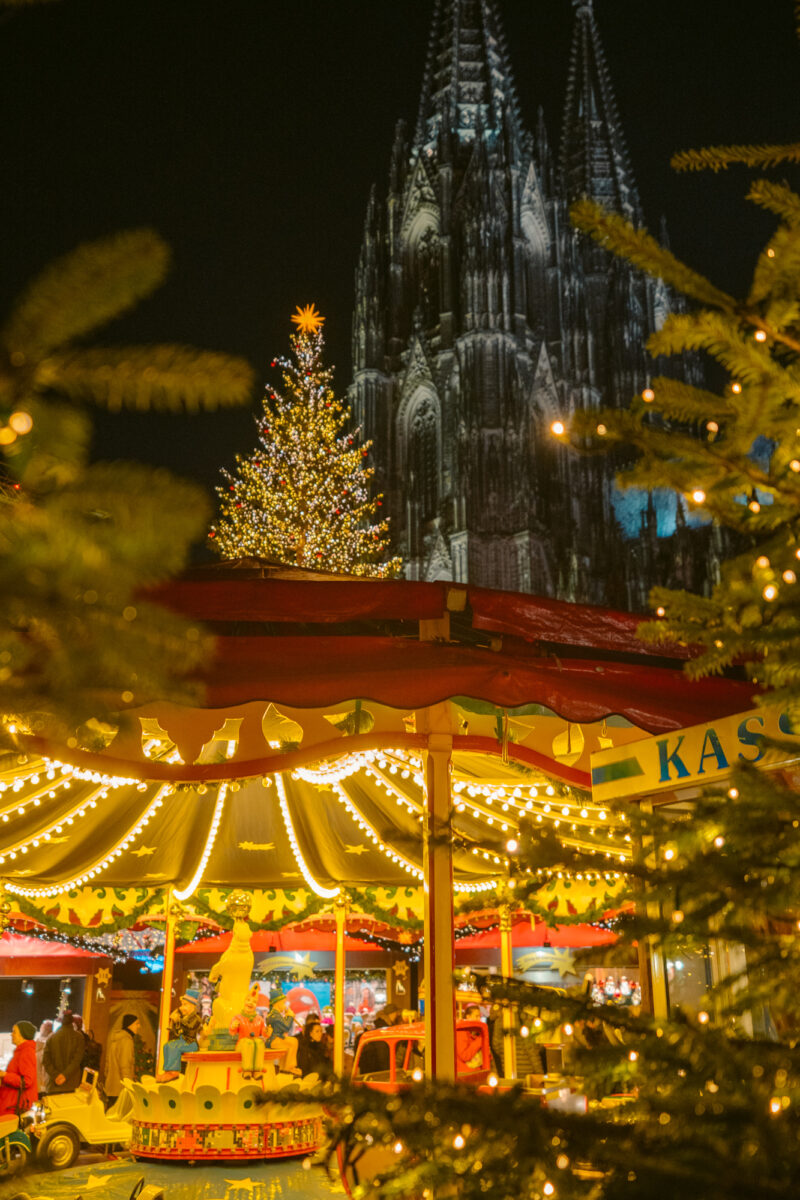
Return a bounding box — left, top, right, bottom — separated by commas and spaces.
0, 932, 99, 959
176, 928, 386, 956
0, 572, 756, 905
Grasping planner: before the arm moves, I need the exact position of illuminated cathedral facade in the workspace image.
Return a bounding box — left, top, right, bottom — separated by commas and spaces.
349, 0, 718, 606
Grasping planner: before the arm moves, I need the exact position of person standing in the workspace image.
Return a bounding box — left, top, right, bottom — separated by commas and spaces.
34, 1020, 53, 1095
103, 1014, 140, 1109
43, 1011, 85, 1094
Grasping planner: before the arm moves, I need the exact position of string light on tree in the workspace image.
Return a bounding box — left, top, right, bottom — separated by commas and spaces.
210, 307, 402, 577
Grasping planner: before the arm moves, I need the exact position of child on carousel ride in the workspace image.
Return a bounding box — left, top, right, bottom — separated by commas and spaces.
230, 984, 267, 1080
263, 985, 299, 1076
157, 988, 204, 1082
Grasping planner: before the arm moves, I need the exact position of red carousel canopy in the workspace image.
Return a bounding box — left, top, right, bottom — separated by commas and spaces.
148, 571, 755, 734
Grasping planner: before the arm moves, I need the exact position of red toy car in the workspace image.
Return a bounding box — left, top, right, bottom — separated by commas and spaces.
351, 1018, 493, 1092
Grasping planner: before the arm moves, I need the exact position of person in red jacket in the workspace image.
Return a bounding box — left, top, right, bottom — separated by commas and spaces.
0, 1021, 38, 1116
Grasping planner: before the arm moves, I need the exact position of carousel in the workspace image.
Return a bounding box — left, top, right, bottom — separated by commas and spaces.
0, 570, 757, 1164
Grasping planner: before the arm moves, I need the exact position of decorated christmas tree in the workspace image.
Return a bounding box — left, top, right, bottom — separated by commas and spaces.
211, 305, 401, 577
328, 36, 800, 1200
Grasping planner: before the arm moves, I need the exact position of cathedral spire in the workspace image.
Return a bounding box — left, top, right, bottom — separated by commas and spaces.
412, 0, 526, 159
560, 0, 642, 222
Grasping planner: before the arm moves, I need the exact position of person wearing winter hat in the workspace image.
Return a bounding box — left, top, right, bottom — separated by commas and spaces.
157, 989, 204, 1081
43, 1010, 85, 1094
103, 1013, 141, 1109
264, 985, 299, 1074
0, 1020, 38, 1115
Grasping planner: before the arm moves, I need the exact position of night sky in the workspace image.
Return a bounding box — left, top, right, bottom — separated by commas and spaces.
1, 0, 797, 521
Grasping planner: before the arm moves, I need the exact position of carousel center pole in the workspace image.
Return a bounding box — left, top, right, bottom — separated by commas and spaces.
499, 902, 517, 1080
156, 888, 179, 1072
333, 893, 348, 1075
421, 703, 455, 1083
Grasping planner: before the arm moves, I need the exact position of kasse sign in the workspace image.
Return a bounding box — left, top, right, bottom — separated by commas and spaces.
590, 707, 799, 803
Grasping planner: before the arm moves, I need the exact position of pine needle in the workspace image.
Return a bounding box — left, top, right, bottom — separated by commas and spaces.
1, 229, 170, 359
672, 142, 800, 172
36, 344, 256, 411
571, 198, 735, 310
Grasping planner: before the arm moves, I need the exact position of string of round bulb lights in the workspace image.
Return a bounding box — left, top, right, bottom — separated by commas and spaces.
173, 783, 228, 903
274, 774, 341, 900
5, 784, 171, 898
0, 785, 107, 866
332, 781, 424, 881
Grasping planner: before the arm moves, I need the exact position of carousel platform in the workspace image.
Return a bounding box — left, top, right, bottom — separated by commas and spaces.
129, 1049, 325, 1162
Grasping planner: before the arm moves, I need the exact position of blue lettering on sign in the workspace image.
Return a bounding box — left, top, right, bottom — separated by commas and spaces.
697, 728, 729, 774
657, 735, 690, 782
737, 715, 765, 762
779, 711, 796, 736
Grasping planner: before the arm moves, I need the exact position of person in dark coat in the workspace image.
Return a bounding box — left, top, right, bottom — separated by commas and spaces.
297, 1016, 333, 1079
43, 1010, 87, 1093
104, 1014, 140, 1108
0, 1021, 38, 1115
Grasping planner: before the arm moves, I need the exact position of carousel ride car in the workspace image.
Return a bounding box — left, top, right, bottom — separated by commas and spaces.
30, 1067, 132, 1170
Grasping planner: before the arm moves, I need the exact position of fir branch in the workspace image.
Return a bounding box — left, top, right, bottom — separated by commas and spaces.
749, 219, 800, 306
747, 179, 800, 226
1, 229, 170, 359
571, 198, 735, 309
671, 143, 800, 173
36, 344, 255, 411
648, 311, 798, 394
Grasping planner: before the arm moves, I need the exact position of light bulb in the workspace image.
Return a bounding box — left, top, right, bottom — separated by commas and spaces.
642, 388, 654, 402
691, 489, 706, 504
550, 420, 565, 437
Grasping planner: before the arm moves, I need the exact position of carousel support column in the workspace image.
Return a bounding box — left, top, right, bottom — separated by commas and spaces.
499, 903, 517, 1080
156, 890, 179, 1072
638, 799, 669, 1018
333, 894, 348, 1076
420, 703, 455, 1083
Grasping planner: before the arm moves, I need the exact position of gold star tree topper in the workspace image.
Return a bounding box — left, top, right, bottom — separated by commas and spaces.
291, 303, 324, 335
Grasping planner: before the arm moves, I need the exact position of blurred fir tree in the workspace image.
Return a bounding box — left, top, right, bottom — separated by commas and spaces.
327, 24, 800, 1200
210, 304, 401, 577
0, 228, 254, 747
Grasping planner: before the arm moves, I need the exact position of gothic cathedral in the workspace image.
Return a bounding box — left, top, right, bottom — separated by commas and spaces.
349, 0, 717, 608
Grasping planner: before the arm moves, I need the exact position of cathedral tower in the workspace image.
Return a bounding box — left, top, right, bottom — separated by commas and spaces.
350, 0, 699, 606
